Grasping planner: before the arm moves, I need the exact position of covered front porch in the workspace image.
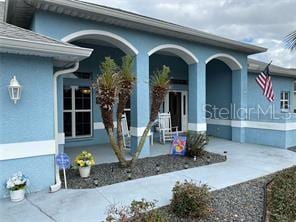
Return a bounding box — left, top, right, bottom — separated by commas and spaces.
65, 142, 171, 165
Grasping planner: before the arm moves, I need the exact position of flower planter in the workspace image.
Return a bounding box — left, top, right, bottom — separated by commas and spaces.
79, 166, 91, 178
10, 189, 25, 202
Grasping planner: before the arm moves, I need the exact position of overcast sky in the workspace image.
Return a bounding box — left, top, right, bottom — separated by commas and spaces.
82, 0, 296, 68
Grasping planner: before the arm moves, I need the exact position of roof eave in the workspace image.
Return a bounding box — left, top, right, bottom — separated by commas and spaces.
248, 60, 296, 77
6, 0, 267, 54
0, 36, 93, 64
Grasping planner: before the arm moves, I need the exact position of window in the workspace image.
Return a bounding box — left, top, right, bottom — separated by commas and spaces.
63, 86, 92, 138
280, 91, 290, 112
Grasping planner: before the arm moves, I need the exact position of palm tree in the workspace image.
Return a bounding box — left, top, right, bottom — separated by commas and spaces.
94, 56, 170, 167
285, 30, 296, 50
116, 55, 135, 151
93, 57, 128, 166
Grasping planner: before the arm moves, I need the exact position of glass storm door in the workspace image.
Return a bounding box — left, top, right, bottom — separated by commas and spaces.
164, 90, 188, 132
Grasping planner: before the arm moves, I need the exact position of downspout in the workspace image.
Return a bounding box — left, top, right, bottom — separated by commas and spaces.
50, 61, 79, 192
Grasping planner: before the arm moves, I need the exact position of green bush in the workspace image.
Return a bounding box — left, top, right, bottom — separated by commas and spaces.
170, 180, 212, 219
269, 166, 296, 222
186, 132, 208, 157
106, 199, 168, 222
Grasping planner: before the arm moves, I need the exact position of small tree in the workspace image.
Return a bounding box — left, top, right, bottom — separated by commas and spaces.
93, 56, 170, 167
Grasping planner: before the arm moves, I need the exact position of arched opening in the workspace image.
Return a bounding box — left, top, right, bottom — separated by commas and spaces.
148, 44, 198, 143
58, 30, 138, 164
205, 54, 242, 140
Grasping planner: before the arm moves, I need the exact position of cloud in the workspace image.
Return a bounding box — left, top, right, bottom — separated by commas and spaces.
82, 0, 296, 68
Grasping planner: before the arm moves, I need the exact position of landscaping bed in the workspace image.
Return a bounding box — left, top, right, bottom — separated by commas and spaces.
158, 167, 296, 222
159, 175, 272, 222
62, 151, 225, 189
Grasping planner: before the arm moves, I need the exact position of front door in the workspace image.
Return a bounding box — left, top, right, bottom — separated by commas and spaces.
164, 90, 188, 132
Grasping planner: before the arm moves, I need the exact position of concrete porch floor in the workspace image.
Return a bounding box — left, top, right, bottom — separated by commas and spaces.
2, 138, 296, 222
65, 142, 172, 165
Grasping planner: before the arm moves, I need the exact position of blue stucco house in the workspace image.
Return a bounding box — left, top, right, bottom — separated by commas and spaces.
1, 0, 296, 197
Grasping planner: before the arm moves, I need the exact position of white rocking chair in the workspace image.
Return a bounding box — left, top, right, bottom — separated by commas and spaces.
121, 113, 131, 149
121, 113, 154, 148
158, 112, 178, 144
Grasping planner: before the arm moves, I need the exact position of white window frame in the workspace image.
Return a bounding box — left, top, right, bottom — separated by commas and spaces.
64, 85, 93, 139
280, 91, 290, 112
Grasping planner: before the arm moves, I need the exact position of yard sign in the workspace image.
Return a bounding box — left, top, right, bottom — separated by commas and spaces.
56, 153, 71, 189
171, 135, 187, 156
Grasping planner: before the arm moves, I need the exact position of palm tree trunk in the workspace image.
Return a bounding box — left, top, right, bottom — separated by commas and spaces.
129, 121, 154, 166
106, 127, 128, 167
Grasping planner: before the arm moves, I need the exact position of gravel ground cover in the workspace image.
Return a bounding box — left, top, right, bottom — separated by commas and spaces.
160, 174, 273, 222
62, 151, 225, 189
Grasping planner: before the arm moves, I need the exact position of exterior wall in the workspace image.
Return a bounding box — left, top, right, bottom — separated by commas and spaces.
206, 59, 232, 139
31, 10, 248, 151
0, 53, 55, 197
247, 72, 294, 114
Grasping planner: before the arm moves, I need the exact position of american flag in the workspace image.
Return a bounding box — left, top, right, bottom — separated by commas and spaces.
256, 62, 275, 102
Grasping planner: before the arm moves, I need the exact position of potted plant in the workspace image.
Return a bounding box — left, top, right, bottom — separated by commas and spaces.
6, 172, 29, 202
75, 150, 95, 178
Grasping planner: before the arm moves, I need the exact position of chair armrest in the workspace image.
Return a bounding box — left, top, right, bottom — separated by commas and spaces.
172, 126, 178, 131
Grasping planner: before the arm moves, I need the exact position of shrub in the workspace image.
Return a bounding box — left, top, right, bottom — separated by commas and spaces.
170, 180, 212, 219
106, 199, 168, 222
186, 132, 208, 157
269, 167, 296, 222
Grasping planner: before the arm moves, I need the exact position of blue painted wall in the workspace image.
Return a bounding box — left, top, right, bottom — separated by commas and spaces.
206, 59, 232, 139
247, 72, 294, 115
31, 10, 248, 151
149, 54, 188, 80
0, 53, 55, 197
0, 54, 54, 143
0, 155, 55, 198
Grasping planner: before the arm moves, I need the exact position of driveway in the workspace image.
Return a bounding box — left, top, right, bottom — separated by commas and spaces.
1, 138, 296, 222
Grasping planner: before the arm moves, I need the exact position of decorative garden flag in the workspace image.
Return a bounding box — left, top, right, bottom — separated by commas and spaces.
256, 62, 275, 102
171, 135, 187, 156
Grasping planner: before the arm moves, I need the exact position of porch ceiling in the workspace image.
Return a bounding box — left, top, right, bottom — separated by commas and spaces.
5, 0, 267, 54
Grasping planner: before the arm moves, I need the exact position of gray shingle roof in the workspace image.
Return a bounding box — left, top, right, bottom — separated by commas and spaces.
0, 20, 73, 47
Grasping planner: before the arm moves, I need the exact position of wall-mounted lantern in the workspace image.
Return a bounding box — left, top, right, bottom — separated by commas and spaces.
8, 76, 22, 104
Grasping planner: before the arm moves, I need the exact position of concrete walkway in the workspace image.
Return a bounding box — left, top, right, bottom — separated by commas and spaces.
1, 138, 296, 222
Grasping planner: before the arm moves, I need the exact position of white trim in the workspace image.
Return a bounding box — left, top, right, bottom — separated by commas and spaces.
0, 140, 56, 160
57, 133, 65, 145
205, 53, 242, 70
147, 44, 199, 65
0, 36, 93, 62
130, 127, 152, 137
188, 123, 207, 132
206, 119, 296, 131
61, 30, 138, 55
206, 119, 231, 126
94, 122, 117, 130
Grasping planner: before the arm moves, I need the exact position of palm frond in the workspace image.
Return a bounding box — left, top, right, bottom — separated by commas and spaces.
284, 30, 296, 50
150, 65, 170, 88
120, 55, 135, 82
